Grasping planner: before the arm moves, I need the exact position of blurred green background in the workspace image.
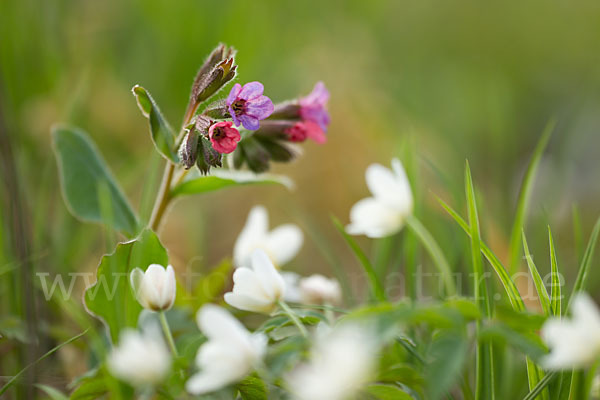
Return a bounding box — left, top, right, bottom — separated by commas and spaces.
2, 0, 600, 391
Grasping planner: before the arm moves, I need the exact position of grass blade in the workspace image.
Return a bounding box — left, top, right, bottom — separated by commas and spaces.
332, 216, 386, 302
508, 120, 555, 274
437, 196, 525, 312
523, 371, 556, 400
0, 330, 88, 396
405, 215, 457, 297
465, 162, 495, 400
567, 216, 600, 309
548, 227, 561, 317
522, 232, 551, 315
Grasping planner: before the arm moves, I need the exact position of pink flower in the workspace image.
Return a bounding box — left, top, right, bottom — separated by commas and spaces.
227, 82, 274, 130
208, 121, 241, 154
284, 121, 326, 144
299, 82, 330, 132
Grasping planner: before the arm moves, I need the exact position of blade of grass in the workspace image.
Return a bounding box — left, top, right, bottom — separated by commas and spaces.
465, 162, 495, 400
405, 215, 457, 297
508, 119, 555, 274
522, 232, 551, 315
0, 329, 88, 396
437, 196, 525, 312
523, 371, 556, 400
332, 216, 386, 302
567, 216, 600, 309
548, 227, 561, 317
572, 204, 583, 264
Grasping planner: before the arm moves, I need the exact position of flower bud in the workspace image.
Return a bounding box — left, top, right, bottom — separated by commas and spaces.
179, 129, 199, 169
196, 135, 222, 175
130, 264, 176, 311
190, 44, 237, 106
299, 274, 342, 305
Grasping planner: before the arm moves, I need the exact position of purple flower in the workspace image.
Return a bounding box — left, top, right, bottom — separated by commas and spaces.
226, 82, 274, 130
298, 81, 330, 132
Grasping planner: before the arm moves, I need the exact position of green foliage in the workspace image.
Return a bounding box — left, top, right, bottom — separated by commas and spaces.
522, 232, 551, 315
132, 85, 179, 163
170, 174, 290, 198
84, 230, 168, 343
52, 126, 139, 236
568, 216, 600, 308
363, 384, 413, 400
237, 375, 268, 400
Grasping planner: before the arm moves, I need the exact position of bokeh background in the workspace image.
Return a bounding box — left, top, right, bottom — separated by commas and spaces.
2, 0, 600, 392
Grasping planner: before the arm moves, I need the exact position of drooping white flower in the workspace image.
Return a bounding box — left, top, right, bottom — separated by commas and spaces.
225, 249, 286, 314
346, 158, 413, 238
234, 205, 303, 268
130, 264, 176, 311
107, 326, 171, 387
287, 325, 377, 400
541, 293, 600, 370
299, 274, 342, 305
186, 304, 267, 395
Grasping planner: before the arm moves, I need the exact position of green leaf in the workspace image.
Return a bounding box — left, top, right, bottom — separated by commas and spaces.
84, 230, 168, 343
548, 227, 561, 317
508, 120, 555, 274
522, 232, 551, 315
363, 384, 413, 400
332, 216, 386, 302
132, 85, 178, 163
237, 375, 268, 400
35, 384, 69, 400
405, 215, 456, 297
464, 162, 494, 400
426, 333, 468, 400
437, 196, 525, 312
186, 258, 233, 309
523, 372, 557, 400
170, 171, 292, 198
52, 125, 138, 236
568, 216, 600, 309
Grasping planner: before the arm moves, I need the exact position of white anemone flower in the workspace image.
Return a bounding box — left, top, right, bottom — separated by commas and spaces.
225, 249, 286, 314
107, 325, 171, 387
346, 158, 413, 238
186, 304, 267, 395
299, 274, 342, 305
287, 325, 377, 400
542, 293, 600, 370
130, 264, 176, 311
234, 205, 303, 268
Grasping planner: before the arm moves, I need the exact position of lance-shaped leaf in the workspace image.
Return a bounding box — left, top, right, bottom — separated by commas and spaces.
52, 125, 138, 236
132, 85, 178, 163
84, 230, 169, 343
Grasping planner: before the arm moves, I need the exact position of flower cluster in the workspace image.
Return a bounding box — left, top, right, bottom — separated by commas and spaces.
177, 44, 330, 175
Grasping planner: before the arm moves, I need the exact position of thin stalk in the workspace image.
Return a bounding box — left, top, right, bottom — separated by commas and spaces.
159, 311, 178, 357
148, 162, 174, 231
277, 300, 308, 338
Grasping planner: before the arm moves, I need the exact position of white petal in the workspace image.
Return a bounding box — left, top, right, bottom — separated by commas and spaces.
159, 265, 176, 310
346, 197, 406, 238
130, 268, 145, 305
265, 224, 303, 266
224, 292, 276, 314
234, 206, 269, 268
230, 267, 271, 301
282, 272, 302, 303
197, 304, 250, 344
186, 370, 239, 395
251, 249, 285, 301
366, 159, 413, 210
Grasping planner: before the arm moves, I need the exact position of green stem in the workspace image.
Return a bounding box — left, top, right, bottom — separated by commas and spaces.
277, 300, 308, 338
159, 311, 178, 357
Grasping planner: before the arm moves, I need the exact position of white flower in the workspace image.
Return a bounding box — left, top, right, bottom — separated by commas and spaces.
287, 325, 377, 400
130, 264, 176, 311
234, 205, 303, 268
107, 326, 171, 387
299, 274, 342, 305
282, 271, 302, 303
225, 249, 286, 313
346, 158, 413, 238
186, 304, 267, 395
541, 293, 600, 369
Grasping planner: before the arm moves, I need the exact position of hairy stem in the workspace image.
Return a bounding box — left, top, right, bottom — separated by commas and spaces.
159, 311, 178, 357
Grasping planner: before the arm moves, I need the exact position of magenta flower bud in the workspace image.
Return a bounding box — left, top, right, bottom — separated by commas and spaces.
226, 82, 274, 130
284, 121, 326, 144
208, 121, 241, 154
299, 81, 330, 132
